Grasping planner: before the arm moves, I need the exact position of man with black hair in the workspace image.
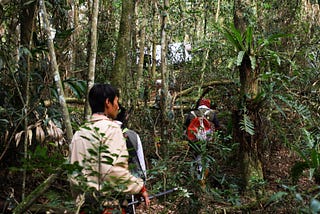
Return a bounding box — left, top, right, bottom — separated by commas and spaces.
69, 83, 150, 212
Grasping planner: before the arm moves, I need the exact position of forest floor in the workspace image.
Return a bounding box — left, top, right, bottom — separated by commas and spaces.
0, 143, 315, 213
134, 144, 315, 213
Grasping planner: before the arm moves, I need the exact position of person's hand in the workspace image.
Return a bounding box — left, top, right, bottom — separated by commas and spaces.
140, 186, 150, 207
141, 190, 150, 207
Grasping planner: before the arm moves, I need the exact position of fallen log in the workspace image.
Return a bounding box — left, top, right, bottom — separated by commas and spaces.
12, 168, 64, 214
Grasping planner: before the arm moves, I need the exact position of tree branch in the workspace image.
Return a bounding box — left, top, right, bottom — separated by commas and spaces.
12, 168, 64, 214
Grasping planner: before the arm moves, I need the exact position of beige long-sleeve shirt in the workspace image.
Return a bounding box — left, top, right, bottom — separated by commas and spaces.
69, 114, 144, 194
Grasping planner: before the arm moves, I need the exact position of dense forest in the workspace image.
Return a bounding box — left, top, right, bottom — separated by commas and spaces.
0, 0, 319, 213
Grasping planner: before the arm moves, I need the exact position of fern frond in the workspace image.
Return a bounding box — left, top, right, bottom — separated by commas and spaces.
239, 114, 255, 135
303, 128, 315, 149
293, 102, 311, 121
290, 161, 310, 184
276, 94, 311, 122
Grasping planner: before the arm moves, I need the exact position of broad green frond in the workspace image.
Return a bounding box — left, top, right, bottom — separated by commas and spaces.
245, 26, 253, 52
223, 29, 243, 51
222, 25, 245, 51
230, 24, 244, 48
63, 78, 86, 99
237, 51, 245, 66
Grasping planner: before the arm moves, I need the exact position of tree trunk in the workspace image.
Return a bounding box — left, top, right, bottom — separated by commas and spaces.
71, 0, 80, 78
19, 0, 36, 200
159, 0, 170, 157
233, 0, 264, 191
84, 0, 99, 119
151, 1, 159, 81
40, 0, 73, 142
112, 0, 133, 91
136, 0, 147, 95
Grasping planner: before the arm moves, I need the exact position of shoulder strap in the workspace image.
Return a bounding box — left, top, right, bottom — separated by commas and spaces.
191, 111, 197, 118
204, 110, 212, 117
123, 127, 129, 134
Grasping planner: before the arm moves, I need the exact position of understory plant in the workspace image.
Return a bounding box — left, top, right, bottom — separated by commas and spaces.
291, 128, 320, 184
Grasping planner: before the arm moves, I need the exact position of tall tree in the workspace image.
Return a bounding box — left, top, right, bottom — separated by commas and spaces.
71, 0, 80, 77
150, 0, 159, 81
136, 0, 147, 95
159, 0, 170, 157
112, 0, 134, 92
232, 0, 263, 189
39, 0, 73, 142
84, 0, 99, 118
19, 0, 37, 200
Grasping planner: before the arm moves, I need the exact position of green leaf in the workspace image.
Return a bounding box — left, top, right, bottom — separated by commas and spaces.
265, 191, 288, 206
295, 193, 303, 202
63, 78, 86, 99
223, 30, 241, 51
292, 144, 308, 162
230, 24, 245, 50
309, 168, 315, 181
245, 26, 253, 51
258, 33, 292, 48
271, 97, 286, 118
87, 148, 98, 156
237, 51, 245, 66
310, 198, 320, 212
222, 24, 245, 51
80, 135, 91, 141
310, 149, 319, 167
249, 55, 256, 70
239, 114, 255, 135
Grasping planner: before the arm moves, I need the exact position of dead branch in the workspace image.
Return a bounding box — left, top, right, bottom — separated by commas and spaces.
175, 79, 234, 98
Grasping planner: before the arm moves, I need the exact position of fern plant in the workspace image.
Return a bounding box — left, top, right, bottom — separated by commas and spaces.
239, 107, 255, 136
220, 23, 290, 73
291, 129, 320, 184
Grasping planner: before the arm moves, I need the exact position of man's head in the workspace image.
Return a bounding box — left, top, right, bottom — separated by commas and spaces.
115, 103, 127, 128
199, 98, 211, 108
89, 83, 120, 119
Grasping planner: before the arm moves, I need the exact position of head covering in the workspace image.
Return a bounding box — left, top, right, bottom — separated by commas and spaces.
199, 98, 211, 108
156, 79, 162, 85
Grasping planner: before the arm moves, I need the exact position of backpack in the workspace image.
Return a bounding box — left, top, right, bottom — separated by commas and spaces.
124, 129, 147, 182
186, 110, 213, 142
